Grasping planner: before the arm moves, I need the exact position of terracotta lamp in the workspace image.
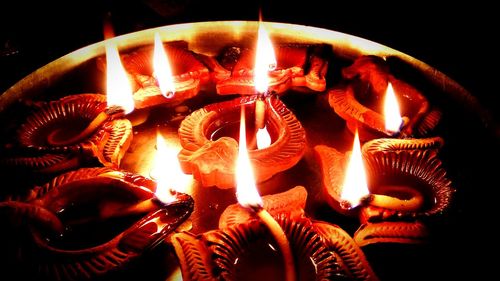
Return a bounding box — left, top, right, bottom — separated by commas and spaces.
314, 136, 453, 246
0, 167, 194, 280
213, 43, 330, 96
119, 39, 209, 109
172, 186, 379, 281
329, 55, 441, 141
0, 94, 132, 175
177, 94, 306, 189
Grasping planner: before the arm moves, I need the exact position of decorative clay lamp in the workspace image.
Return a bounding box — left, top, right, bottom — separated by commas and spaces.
314, 136, 454, 245
120, 40, 209, 109
329, 55, 441, 141
1, 94, 132, 175
0, 167, 194, 281
177, 94, 306, 189
172, 186, 379, 281
214, 43, 330, 95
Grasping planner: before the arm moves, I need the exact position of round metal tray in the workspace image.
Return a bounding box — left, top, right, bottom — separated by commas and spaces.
1, 21, 497, 280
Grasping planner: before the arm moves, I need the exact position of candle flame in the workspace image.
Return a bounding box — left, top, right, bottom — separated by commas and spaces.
340, 130, 370, 209
384, 82, 403, 133
256, 126, 271, 149
153, 131, 192, 203
153, 32, 176, 98
254, 21, 276, 94
105, 41, 135, 114
236, 106, 263, 209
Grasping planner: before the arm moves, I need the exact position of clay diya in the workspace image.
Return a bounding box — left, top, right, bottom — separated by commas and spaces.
172, 186, 378, 281
314, 137, 453, 246
120, 40, 209, 109
214, 43, 330, 95
0, 167, 194, 281
178, 94, 307, 189
328, 55, 441, 141
0, 94, 132, 175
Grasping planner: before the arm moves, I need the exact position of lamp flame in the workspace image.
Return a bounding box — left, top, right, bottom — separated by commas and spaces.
153, 32, 175, 97
384, 82, 403, 133
340, 130, 370, 209
253, 20, 274, 148
256, 126, 271, 149
254, 21, 276, 94
153, 131, 192, 203
105, 41, 135, 114
236, 106, 263, 209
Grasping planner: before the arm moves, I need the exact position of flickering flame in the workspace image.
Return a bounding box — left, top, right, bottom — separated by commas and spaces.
153, 32, 175, 97
340, 130, 370, 209
253, 21, 275, 148
384, 82, 403, 133
236, 106, 263, 209
105, 41, 135, 114
256, 126, 271, 149
153, 132, 192, 203
254, 21, 276, 94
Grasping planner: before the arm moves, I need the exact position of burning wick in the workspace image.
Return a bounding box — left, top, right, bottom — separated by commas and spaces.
362, 185, 424, 211
46, 105, 125, 146
236, 105, 296, 281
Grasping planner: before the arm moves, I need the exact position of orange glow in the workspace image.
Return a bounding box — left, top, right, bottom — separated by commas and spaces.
153, 131, 192, 203
384, 82, 403, 133
256, 126, 271, 149
153, 32, 176, 98
340, 130, 370, 208
236, 106, 263, 208
105, 41, 135, 114
254, 21, 276, 94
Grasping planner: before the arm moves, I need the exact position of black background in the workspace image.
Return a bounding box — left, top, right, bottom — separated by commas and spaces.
1, 0, 498, 118
1, 0, 497, 279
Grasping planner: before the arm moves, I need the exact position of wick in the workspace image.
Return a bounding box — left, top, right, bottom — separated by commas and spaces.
252, 206, 296, 281
46, 106, 125, 146
362, 185, 424, 211
255, 95, 266, 130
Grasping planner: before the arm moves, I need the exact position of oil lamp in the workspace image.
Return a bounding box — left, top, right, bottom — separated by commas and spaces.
0, 167, 194, 280
314, 134, 454, 246
120, 36, 207, 109
329, 55, 441, 141
177, 24, 306, 188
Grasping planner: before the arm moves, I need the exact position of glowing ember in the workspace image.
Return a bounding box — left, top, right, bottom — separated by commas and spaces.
153, 131, 192, 203
153, 32, 176, 97
236, 106, 263, 208
384, 82, 403, 133
340, 130, 370, 209
105, 40, 135, 114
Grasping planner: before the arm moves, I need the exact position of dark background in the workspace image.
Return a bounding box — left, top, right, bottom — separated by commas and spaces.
1, 0, 498, 119
0, 0, 497, 279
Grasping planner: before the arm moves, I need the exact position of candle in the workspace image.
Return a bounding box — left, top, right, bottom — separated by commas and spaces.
236, 105, 296, 281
